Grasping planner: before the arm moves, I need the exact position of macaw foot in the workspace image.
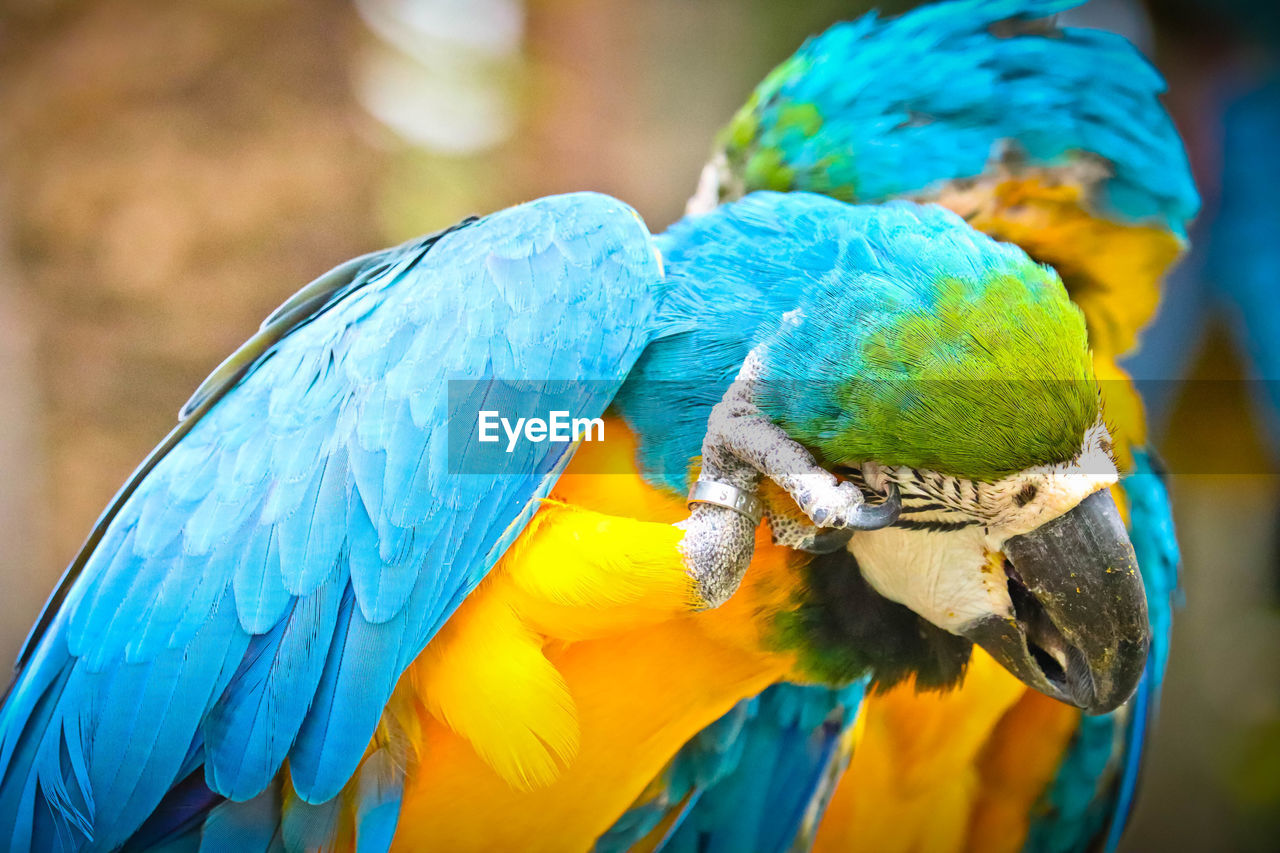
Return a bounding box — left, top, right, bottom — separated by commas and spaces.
764, 509, 859, 554
676, 502, 759, 609
679, 348, 900, 607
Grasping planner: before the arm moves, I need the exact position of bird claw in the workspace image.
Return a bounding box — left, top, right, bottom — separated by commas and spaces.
793, 478, 882, 530
678, 346, 900, 607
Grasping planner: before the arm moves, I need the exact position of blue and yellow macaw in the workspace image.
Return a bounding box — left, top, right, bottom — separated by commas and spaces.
612, 2, 1197, 852
0, 180, 1153, 851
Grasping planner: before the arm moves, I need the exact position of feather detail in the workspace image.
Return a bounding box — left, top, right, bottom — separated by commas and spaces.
415, 584, 580, 791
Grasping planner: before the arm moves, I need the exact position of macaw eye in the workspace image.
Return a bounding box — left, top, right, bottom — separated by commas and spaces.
1014, 483, 1038, 507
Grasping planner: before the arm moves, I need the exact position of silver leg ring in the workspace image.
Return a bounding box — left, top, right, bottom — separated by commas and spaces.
687, 481, 765, 526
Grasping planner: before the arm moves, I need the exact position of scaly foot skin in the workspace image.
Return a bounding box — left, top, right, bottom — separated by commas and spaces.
765, 509, 856, 554
679, 348, 901, 607
676, 503, 758, 609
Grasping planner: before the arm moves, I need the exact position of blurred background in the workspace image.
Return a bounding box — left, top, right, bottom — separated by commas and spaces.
0, 0, 1276, 850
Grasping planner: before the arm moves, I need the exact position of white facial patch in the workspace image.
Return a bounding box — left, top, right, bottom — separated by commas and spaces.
848, 418, 1120, 634
979, 420, 1119, 542
848, 524, 1009, 633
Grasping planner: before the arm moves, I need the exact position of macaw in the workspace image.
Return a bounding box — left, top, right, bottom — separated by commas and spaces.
0, 186, 1149, 852
607, 1, 1198, 851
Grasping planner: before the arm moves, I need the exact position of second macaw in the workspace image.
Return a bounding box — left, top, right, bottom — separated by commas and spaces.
607, 1, 1198, 852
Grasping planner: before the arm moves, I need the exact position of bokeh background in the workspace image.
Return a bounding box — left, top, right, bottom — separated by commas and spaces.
0, 0, 1276, 850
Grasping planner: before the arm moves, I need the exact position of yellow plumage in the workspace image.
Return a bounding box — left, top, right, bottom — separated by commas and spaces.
504, 500, 699, 641
966, 689, 1082, 852
415, 575, 581, 791
363, 421, 798, 850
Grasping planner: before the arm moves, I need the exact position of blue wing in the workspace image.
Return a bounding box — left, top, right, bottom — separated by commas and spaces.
0, 191, 663, 853
1024, 449, 1180, 853
594, 698, 756, 853
599, 682, 865, 853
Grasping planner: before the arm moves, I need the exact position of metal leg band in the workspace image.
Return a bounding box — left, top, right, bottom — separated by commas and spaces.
688, 481, 764, 526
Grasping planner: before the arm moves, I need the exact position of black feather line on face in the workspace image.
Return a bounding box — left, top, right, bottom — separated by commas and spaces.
896, 501, 955, 514
774, 549, 973, 691
894, 518, 981, 532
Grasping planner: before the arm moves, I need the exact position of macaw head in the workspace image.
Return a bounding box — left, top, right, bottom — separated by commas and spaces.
747, 197, 1147, 714
695, 0, 1199, 360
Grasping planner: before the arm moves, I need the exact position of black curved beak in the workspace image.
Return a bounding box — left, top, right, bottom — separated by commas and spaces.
962, 489, 1149, 714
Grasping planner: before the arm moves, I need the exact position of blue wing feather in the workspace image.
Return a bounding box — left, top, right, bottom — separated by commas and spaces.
351, 750, 403, 853
0, 192, 662, 850
195, 783, 281, 853
230, 526, 290, 636
288, 589, 410, 804
280, 792, 341, 853
599, 682, 865, 853
657, 683, 865, 853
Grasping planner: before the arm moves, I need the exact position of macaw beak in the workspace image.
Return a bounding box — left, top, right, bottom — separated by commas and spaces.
962, 489, 1149, 714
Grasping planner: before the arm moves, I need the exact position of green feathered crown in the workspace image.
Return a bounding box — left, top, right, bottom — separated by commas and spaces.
756, 210, 1100, 481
